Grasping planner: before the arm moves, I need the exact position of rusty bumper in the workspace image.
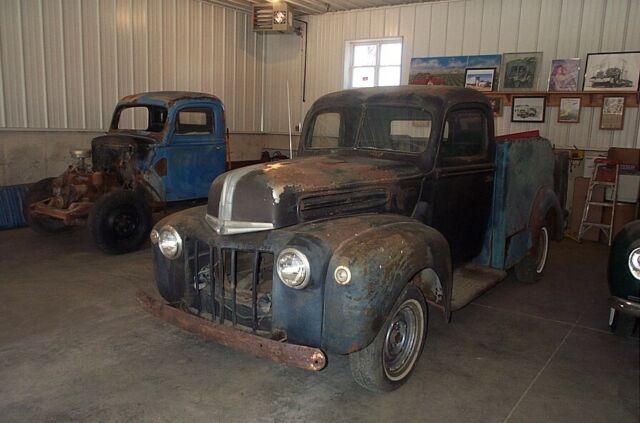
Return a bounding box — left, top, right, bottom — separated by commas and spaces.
136, 290, 327, 371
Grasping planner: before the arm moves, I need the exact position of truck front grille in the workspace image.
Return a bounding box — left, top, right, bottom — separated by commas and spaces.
183, 238, 273, 332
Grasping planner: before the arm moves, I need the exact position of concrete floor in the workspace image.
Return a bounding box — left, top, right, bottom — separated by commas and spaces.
0, 227, 638, 422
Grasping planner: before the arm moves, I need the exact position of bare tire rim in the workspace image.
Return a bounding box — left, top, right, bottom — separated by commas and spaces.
536, 227, 549, 274
383, 299, 424, 382
627, 247, 640, 280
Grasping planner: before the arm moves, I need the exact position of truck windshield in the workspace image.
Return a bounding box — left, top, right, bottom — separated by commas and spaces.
113, 105, 168, 133
307, 106, 432, 154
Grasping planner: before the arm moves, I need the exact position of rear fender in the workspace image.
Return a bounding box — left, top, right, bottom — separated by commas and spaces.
529, 186, 563, 241
321, 220, 451, 354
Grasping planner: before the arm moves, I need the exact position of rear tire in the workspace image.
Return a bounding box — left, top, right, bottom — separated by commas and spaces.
515, 224, 550, 284
23, 177, 71, 234
349, 284, 428, 392
89, 190, 152, 254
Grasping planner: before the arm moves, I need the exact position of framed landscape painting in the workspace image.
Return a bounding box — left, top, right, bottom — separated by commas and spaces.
464, 68, 495, 91
558, 98, 581, 123
583, 51, 640, 91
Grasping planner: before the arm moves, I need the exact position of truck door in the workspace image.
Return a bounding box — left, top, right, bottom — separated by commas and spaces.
164, 104, 226, 201
428, 107, 494, 265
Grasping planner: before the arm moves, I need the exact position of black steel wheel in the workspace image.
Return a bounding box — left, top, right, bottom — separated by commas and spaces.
515, 224, 550, 283
349, 283, 428, 392
23, 177, 71, 234
89, 190, 152, 254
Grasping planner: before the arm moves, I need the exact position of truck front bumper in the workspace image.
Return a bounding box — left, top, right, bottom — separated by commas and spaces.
136, 290, 327, 371
609, 296, 640, 318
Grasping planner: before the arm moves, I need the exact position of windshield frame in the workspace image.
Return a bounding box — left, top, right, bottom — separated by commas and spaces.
109, 104, 169, 137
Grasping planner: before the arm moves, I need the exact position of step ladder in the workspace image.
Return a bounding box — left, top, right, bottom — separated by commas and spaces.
578, 159, 620, 246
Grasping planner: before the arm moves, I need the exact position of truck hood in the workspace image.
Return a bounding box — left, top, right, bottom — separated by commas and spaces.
205, 154, 422, 235
91, 134, 156, 171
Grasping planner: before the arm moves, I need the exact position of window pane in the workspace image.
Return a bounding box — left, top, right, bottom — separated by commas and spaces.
358, 107, 432, 153
378, 66, 401, 86
176, 108, 213, 134
352, 67, 375, 87
380, 43, 401, 66
439, 110, 488, 164
310, 113, 341, 148
353, 44, 377, 66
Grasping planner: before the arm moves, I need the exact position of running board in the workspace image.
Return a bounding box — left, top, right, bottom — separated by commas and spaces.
450, 264, 507, 311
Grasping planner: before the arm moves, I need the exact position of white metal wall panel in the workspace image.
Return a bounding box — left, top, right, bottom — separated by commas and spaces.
289, 0, 640, 150
0, 0, 265, 132
0, 0, 27, 127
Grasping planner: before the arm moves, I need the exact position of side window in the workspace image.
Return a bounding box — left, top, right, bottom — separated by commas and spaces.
439, 110, 489, 166
176, 108, 213, 135
309, 113, 341, 148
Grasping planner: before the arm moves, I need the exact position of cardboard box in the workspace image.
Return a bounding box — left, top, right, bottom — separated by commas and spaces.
607, 147, 640, 169
601, 203, 638, 241
569, 177, 604, 241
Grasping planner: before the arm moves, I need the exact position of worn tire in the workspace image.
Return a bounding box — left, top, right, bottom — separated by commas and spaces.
515, 224, 550, 284
23, 177, 71, 234
89, 190, 152, 254
608, 308, 638, 337
349, 283, 428, 393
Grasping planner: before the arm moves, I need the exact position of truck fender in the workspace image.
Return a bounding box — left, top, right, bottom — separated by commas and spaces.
321, 221, 452, 355
529, 186, 563, 242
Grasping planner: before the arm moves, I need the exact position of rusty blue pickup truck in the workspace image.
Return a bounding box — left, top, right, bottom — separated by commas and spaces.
141, 86, 565, 392
23, 91, 227, 254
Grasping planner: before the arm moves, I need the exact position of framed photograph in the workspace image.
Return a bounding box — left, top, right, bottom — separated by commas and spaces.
583, 51, 640, 91
600, 96, 625, 129
558, 98, 581, 123
548, 58, 581, 91
464, 68, 496, 91
500, 52, 543, 90
511, 96, 546, 122
487, 96, 502, 117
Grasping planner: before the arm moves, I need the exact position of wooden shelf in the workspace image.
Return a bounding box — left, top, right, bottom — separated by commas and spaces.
486, 91, 640, 108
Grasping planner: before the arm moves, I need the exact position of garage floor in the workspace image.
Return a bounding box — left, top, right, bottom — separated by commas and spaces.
1, 227, 638, 422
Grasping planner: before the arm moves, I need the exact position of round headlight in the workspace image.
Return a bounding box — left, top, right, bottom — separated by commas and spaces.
158, 225, 182, 259
276, 248, 311, 289
628, 247, 640, 280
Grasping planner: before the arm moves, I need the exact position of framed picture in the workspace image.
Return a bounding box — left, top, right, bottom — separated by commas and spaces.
583, 51, 640, 91
487, 96, 502, 117
511, 96, 546, 122
464, 68, 496, 91
500, 52, 543, 90
548, 58, 581, 91
558, 98, 581, 123
600, 96, 625, 129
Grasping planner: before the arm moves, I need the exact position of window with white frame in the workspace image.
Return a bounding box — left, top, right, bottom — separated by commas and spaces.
345, 39, 403, 88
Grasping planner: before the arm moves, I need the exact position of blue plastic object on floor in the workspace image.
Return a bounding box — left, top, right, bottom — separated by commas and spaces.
0, 184, 30, 229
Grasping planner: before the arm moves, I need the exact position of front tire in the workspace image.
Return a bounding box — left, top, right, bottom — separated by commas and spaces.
89, 190, 152, 254
515, 225, 550, 283
23, 177, 71, 234
349, 284, 428, 392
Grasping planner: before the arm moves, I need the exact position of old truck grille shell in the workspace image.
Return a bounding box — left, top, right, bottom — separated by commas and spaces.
183, 238, 274, 333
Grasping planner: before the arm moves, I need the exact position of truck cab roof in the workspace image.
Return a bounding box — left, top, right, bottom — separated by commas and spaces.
117, 91, 222, 109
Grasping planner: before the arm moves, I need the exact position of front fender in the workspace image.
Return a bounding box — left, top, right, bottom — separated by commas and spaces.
321, 219, 451, 354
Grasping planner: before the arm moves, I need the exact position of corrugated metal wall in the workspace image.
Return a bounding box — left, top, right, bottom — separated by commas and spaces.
0, 0, 265, 132
298, 0, 640, 149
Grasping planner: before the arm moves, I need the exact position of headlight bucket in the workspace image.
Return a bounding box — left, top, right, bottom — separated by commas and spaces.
158, 225, 182, 259
276, 247, 311, 289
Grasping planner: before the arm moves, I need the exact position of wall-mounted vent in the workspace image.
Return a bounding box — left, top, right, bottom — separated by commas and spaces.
253, 2, 294, 33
